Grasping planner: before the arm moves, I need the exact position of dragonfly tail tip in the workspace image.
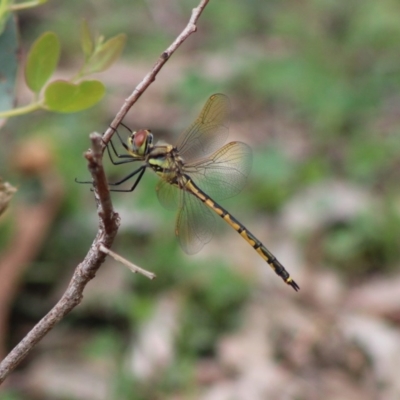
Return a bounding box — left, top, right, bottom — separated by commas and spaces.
288, 279, 300, 292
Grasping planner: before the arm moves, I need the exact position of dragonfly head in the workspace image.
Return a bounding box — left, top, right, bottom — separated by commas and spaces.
127, 129, 154, 157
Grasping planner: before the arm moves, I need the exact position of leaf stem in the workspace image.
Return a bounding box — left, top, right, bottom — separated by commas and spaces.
10, 0, 47, 11
0, 102, 42, 118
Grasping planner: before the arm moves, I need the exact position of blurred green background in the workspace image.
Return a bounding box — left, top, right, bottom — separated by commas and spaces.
1, 0, 400, 399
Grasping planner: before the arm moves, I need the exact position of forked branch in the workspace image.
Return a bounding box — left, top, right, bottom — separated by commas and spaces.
0, 0, 210, 384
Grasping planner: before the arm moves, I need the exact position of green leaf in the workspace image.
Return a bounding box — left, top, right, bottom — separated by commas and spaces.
81, 19, 93, 60
85, 33, 126, 74
0, 0, 11, 36
0, 15, 18, 112
25, 32, 60, 93
44, 80, 105, 113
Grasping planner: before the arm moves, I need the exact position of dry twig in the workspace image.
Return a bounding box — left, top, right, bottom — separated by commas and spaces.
99, 245, 156, 280
0, 0, 210, 384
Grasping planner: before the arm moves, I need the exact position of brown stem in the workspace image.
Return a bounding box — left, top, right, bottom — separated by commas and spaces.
0, 0, 210, 384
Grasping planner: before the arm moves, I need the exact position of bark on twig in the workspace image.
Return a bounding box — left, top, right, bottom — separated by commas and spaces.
0, 0, 210, 384
99, 245, 156, 280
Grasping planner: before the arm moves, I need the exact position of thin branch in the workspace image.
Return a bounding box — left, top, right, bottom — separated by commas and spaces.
0, 134, 118, 382
99, 245, 156, 280
0, 0, 210, 383
103, 0, 210, 144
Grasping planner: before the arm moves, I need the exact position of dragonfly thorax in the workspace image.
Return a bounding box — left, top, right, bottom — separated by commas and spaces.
127, 129, 154, 157
148, 145, 184, 181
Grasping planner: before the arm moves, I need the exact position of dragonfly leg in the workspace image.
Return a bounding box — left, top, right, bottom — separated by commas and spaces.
76, 154, 144, 188
106, 123, 138, 164
105, 140, 138, 165
109, 123, 131, 149
75, 177, 93, 185
109, 165, 146, 192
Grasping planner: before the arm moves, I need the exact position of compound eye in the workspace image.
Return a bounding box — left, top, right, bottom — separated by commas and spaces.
133, 130, 148, 149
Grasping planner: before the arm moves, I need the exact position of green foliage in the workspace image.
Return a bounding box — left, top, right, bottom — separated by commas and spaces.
44, 80, 105, 113
0, 15, 18, 112
89, 33, 127, 72
25, 32, 60, 93
0, 0, 12, 35
324, 203, 400, 279
80, 19, 93, 59
79, 20, 126, 75
0, 391, 23, 400
0, 17, 125, 118
84, 329, 123, 359
177, 265, 251, 357
346, 134, 400, 183
249, 148, 297, 212
224, 1, 396, 135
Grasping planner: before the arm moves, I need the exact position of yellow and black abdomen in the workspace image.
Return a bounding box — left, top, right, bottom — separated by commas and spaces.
186, 178, 299, 291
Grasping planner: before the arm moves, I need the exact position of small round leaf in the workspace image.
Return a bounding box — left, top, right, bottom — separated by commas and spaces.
25, 32, 60, 93
44, 80, 105, 113
85, 34, 126, 74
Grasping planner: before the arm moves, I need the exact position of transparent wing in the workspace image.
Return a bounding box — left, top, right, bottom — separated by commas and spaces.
156, 178, 216, 254
175, 189, 216, 255
175, 94, 230, 162
156, 179, 180, 210
183, 141, 252, 201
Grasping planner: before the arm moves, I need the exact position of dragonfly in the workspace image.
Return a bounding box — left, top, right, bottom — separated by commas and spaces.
104, 94, 299, 291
